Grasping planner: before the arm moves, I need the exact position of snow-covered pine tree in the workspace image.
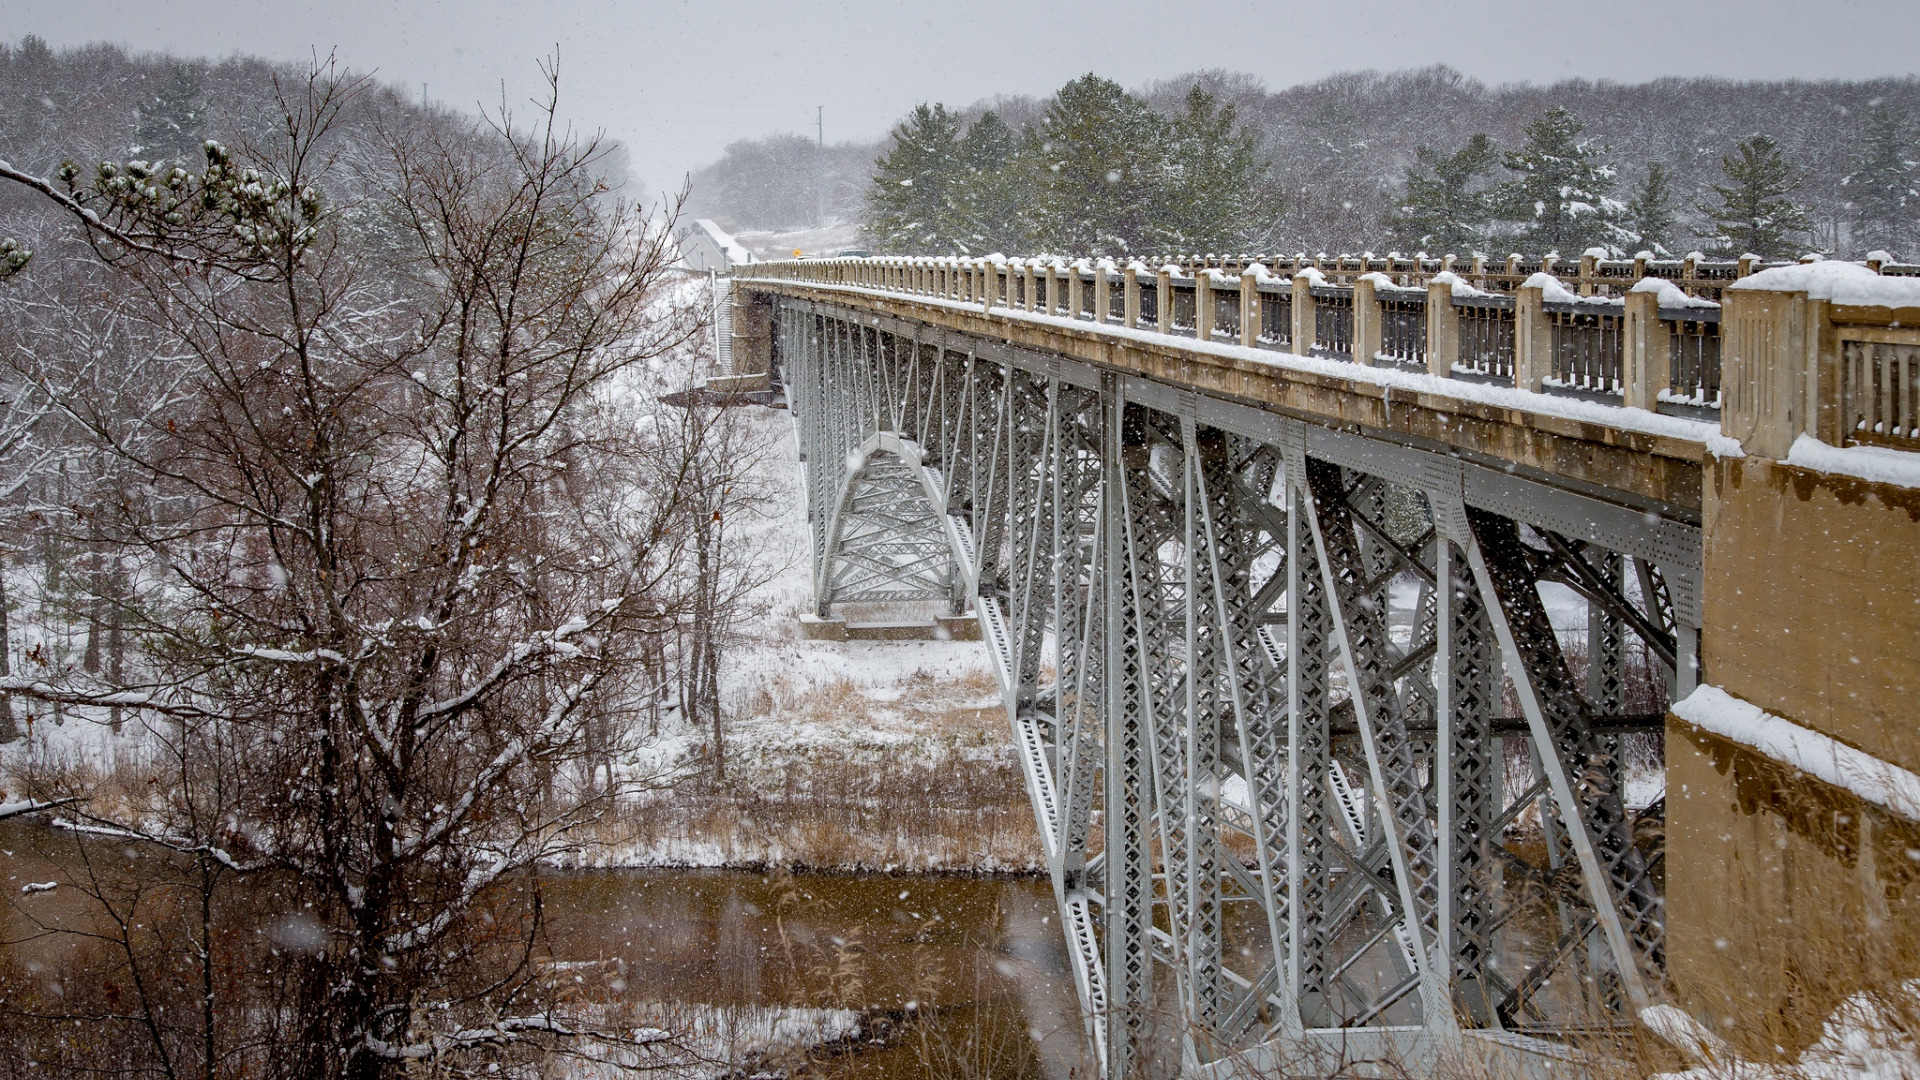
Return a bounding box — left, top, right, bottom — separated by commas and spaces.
1699, 135, 1811, 259
1494, 107, 1630, 255
950, 111, 1027, 255
1389, 132, 1497, 253
863, 103, 965, 254
1625, 162, 1677, 256
1026, 74, 1170, 255
1161, 84, 1270, 253
131, 62, 203, 164
1843, 106, 1918, 259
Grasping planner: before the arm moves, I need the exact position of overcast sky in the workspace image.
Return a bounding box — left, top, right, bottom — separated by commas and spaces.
8, 0, 1920, 196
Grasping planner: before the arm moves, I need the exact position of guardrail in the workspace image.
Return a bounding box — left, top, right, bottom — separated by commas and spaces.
740, 253, 1764, 415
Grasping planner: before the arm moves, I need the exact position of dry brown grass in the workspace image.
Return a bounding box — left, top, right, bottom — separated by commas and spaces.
587, 662, 1040, 873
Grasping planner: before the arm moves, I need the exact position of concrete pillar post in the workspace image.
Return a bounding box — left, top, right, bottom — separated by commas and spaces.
1623, 288, 1668, 412
1720, 286, 1810, 458
1515, 283, 1551, 391
1023, 262, 1038, 312
1240, 266, 1261, 348
1156, 266, 1173, 331
1068, 260, 1086, 320
1425, 280, 1458, 378
1352, 275, 1381, 364
1094, 259, 1114, 325
1578, 252, 1598, 296
1292, 271, 1315, 356
1124, 262, 1142, 328
1195, 270, 1214, 341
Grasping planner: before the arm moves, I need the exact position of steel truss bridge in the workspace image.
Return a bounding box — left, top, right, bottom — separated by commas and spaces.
755, 273, 1710, 1078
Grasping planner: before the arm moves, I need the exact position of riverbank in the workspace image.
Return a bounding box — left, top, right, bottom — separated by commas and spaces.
571, 636, 1041, 875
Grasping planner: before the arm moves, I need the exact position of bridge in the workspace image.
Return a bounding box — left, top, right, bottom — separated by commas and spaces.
725, 252, 1920, 1077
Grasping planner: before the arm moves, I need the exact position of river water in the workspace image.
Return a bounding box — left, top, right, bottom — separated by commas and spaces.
543, 868, 1089, 1078
0, 819, 1087, 1078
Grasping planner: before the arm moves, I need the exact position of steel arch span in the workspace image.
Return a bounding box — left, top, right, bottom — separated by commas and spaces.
777, 297, 1696, 1079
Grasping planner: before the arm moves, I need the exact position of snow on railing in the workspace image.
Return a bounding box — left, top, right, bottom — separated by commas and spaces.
739, 252, 1920, 444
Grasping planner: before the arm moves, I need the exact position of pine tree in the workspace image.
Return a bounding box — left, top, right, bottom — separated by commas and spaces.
951, 111, 1027, 255
1390, 133, 1497, 253
1843, 108, 1917, 258
1700, 135, 1810, 259
863, 103, 965, 253
1161, 84, 1269, 253
132, 63, 203, 164
1025, 74, 1170, 255
1494, 107, 1629, 255
1626, 163, 1676, 256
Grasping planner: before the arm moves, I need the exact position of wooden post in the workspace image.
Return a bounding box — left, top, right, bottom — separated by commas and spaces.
1196, 269, 1215, 341
1578, 252, 1598, 296
1515, 283, 1551, 391
1292, 271, 1315, 356
1124, 262, 1142, 328
1623, 287, 1668, 411
1156, 266, 1173, 331
1241, 266, 1261, 348
1426, 280, 1458, 378
1353, 275, 1381, 364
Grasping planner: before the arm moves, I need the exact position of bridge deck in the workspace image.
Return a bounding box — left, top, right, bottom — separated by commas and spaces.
748, 279, 1710, 520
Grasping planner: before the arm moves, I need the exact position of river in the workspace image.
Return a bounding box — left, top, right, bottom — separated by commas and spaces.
1, 819, 1087, 1078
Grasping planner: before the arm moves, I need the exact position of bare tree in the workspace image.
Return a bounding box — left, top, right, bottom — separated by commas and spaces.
0, 58, 737, 1079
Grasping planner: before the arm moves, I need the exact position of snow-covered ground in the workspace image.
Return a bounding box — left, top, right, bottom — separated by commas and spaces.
575, 406, 1038, 873
730, 223, 867, 262
543, 997, 874, 1080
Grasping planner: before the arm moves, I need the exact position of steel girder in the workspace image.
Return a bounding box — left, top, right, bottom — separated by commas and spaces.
774, 299, 1698, 1078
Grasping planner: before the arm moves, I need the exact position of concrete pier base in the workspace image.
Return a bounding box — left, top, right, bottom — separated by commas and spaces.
796, 612, 981, 642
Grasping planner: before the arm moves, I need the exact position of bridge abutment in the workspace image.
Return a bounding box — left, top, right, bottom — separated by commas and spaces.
1667, 275, 1920, 1052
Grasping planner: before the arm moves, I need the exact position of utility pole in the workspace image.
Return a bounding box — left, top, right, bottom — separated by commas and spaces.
815, 106, 826, 229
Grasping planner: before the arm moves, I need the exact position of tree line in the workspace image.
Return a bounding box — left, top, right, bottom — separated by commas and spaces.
865, 75, 1274, 257
1386, 106, 1861, 260
0, 38, 767, 1080
688, 66, 1920, 261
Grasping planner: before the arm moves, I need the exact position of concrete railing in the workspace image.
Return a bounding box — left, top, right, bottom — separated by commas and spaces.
1721, 265, 1920, 457
739, 253, 1757, 416
740, 251, 1920, 465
